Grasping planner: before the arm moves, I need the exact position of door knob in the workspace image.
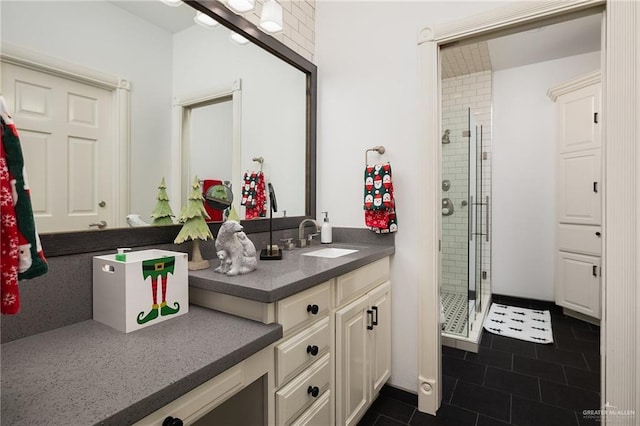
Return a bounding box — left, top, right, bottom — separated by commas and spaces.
98, 200, 106, 207
89, 220, 107, 229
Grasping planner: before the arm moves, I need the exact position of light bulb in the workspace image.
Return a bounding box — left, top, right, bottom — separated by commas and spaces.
226, 0, 255, 14
259, 0, 283, 34
160, 0, 182, 7
194, 11, 219, 28
230, 32, 250, 45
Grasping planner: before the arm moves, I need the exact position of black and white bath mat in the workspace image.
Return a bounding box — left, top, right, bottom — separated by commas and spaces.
483, 303, 553, 344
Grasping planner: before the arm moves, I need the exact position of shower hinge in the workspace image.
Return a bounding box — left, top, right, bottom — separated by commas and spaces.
482, 152, 488, 160
462, 130, 470, 137
482, 271, 487, 280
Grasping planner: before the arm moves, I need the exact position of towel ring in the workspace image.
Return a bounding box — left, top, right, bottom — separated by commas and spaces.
365, 146, 386, 167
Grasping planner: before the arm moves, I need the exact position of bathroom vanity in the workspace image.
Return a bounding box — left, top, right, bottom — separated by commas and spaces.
1, 242, 394, 426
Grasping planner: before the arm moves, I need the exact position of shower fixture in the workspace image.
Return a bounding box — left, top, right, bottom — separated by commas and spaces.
442, 180, 451, 191
442, 129, 451, 144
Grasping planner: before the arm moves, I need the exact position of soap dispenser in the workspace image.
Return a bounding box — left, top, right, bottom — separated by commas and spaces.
115, 248, 131, 262
321, 211, 332, 244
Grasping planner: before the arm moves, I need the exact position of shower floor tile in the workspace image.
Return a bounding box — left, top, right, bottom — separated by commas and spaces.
358, 294, 601, 426
441, 291, 469, 335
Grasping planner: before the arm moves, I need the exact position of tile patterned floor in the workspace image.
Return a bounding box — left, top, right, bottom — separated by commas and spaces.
358, 295, 601, 426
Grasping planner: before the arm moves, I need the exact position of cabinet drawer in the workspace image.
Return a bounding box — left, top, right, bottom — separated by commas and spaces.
276, 317, 331, 387
557, 224, 602, 256
336, 258, 390, 305
290, 390, 331, 426
276, 353, 331, 425
277, 281, 331, 335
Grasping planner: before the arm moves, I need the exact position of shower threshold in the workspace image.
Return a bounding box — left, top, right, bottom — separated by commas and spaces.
442, 290, 492, 353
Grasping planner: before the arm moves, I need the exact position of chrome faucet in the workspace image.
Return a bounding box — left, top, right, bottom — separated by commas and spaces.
297, 219, 321, 248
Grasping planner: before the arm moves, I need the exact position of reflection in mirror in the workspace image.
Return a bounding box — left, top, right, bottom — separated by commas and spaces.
0, 0, 308, 234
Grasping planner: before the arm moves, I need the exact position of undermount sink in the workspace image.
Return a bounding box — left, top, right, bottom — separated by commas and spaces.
301, 248, 359, 258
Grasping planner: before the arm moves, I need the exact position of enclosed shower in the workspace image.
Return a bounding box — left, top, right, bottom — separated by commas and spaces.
441, 103, 492, 348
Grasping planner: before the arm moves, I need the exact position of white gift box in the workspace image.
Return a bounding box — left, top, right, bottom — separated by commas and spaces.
93, 249, 189, 333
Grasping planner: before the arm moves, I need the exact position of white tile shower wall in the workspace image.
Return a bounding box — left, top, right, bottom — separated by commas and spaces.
441, 70, 492, 297
244, 0, 315, 62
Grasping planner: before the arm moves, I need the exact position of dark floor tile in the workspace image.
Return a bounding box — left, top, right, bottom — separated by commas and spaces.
465, 347, 512, 370
577, 409, 603, 426
491, 335, 537, 358
381, 385, 418, 407
584, 354, 600, 372
512, 395, 578, 426
539, 379, 600, 411
484, 366, 540, 400
442, 345, 467, 359
450, 380, 511, 422
442, 355, 486, 385
442, 375, 457, 404
409, 403, 477, 426
554, 332, 600, 356
572, 328, 600, 342
564, 365, 600, 392
588, 322, 600, 333
527, 300, 559, 312
374, 415, 408, 426
477, 415, 512, 426
513, 355, 566, 384
370, 394, 415, 424
491, 295, 531, 309
358, 409, 380, 426
480, 332, 494, 348
536, 345, 589, 370
551, 314, 592, 330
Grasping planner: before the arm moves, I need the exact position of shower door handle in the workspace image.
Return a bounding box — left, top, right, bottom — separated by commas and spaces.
485, 196, 490, 242
469, 196, 472, 241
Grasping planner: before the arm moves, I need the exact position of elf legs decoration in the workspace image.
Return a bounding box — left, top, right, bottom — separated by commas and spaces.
137, 256, 180, 324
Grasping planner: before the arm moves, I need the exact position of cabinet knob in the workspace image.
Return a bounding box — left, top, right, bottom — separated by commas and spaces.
163, 416, 183, 426
307, 385, 320, 397
596, 232, 601, 237
306, 304, 319, 315
306, 345, 319, 356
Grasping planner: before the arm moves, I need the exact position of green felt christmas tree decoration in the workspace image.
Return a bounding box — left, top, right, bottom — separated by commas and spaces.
226, 205, 240, 222
150, 177, 175, 226
174, 176, 213, 270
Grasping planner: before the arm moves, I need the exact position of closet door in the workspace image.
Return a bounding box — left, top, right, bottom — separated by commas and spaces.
557, 149, 601, 226
557, 83, 601, 153
556, 251, 601, 319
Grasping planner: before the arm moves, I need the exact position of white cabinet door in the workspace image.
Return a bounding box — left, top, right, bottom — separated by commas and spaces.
556, 251, 601, 319
558, 149, 601, 225
557, 82, 601, 153
335, 294, 370, 426
368, 281, 391, 396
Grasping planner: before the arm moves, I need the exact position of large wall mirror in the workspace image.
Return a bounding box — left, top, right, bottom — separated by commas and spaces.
0, 0, 316, 256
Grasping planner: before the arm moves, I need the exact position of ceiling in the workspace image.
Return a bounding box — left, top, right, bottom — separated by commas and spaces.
441, 13, 602, 78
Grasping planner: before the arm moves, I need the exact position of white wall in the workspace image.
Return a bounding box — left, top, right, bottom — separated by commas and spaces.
315, 0, 504, 393
492, 51, 600, 300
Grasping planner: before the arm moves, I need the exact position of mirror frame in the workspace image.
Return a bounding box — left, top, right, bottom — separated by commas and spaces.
40, 0, 317, 257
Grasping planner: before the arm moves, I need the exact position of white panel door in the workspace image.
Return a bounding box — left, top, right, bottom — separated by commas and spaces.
2, 62, 115, 232
335, 294, 370, 426
558, 83, 601, 153
558, 149, 601, 225
556, 251, 601, 319
368, 281, 391, 397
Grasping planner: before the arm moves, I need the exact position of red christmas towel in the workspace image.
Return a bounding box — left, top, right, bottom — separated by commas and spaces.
363, 162, 398, 234
0, 134, 20, 314
241, 171, 266, 220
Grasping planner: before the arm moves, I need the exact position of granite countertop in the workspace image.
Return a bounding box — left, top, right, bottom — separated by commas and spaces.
189, 242, 395, 303
1, 306, 282, 426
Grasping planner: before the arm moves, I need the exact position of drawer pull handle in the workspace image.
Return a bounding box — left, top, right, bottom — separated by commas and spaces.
306, 304, 319, 315
372, 306, 379, 326
596, 232, 601, 237
306, 345, 319, 356
592, 265, 598, 277
163, 416, 183, 426
367, 309, 374, 330
307, 385, 320, 397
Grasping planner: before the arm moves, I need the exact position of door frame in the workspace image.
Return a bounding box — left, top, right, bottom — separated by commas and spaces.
0, 42, 131, 229
171, 79, 242, 216
418, 0, 640, 419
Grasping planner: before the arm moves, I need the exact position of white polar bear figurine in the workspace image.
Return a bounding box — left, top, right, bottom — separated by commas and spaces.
214, 221, 257, 276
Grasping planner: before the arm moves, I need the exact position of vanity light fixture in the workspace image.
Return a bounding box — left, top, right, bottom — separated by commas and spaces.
194, 11, 220, 28
226, 0, 255, 14
230, 31, 250, 45
160, 0, 182, 7
259, 0, 283, 34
